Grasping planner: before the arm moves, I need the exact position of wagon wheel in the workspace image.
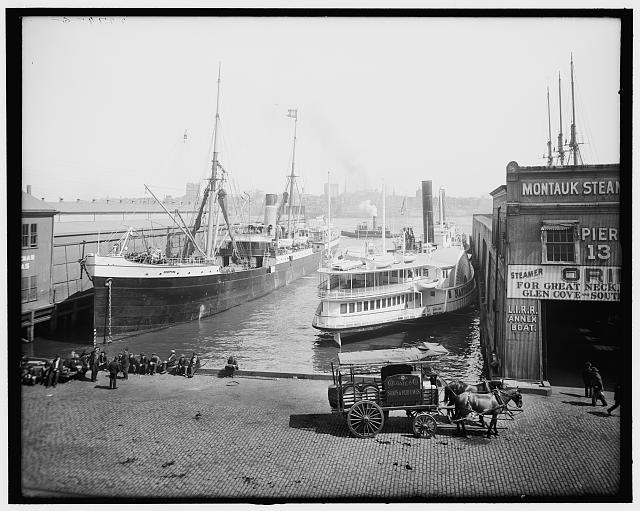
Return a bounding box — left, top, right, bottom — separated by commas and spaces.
347, 400, 385, 438
412, 412, 437, 439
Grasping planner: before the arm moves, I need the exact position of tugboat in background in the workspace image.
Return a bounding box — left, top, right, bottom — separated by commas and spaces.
341, 215, 393, 239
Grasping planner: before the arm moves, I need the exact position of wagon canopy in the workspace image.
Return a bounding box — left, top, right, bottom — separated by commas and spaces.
337, 344, 447, 366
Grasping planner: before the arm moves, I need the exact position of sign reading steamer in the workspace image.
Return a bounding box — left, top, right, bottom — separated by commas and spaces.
507, 264, 621, 302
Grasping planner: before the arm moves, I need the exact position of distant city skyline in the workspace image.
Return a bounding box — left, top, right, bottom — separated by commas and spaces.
21, 16, 620, 202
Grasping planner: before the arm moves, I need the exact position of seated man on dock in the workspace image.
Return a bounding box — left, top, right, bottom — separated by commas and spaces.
162, 350, 177, 373
187, 353, 200, 378
177, 354, 188, 376
223, 356, 239, 377
128, 352, 138, 375
138, 353, 149, 375
149, 353, 161, 375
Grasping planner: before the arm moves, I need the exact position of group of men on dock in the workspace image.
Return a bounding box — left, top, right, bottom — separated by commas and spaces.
21, 348, 201, 388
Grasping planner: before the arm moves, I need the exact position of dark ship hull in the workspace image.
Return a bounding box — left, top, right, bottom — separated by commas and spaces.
91, 250, 322, 341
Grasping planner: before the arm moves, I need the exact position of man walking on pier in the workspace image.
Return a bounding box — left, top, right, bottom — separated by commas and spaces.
121, 349, 130, 380
89, 347, 100, 382
108, 356, 121, 390
590, 367, 608, 407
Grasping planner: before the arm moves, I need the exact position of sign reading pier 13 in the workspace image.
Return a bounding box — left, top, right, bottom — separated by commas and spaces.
507, 264, 621, 302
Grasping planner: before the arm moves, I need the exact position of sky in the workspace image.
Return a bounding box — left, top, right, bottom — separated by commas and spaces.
21, 15, 621, 201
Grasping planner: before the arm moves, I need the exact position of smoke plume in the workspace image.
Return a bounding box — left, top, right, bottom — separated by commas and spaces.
359, 200, 378, 217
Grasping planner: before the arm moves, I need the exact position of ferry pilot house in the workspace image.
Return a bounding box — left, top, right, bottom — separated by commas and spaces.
473, 162, 621, 388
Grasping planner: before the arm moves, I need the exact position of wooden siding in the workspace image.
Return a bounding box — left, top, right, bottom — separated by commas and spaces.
21, 216, 54, 311
504, 298, 541, 380
507, 211, 620, 267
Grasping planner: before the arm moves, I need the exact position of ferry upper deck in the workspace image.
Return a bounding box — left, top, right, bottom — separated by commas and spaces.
316, 247, 466, 300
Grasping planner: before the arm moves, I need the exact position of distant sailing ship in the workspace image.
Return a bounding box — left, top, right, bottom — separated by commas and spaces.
83, 70, 324, 341
313, 183, 475, 345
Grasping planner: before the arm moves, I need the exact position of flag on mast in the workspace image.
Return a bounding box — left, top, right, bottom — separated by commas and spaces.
287, 108, 298, 119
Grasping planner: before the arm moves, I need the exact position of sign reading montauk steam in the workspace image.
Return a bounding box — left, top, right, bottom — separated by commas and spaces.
521, 179, 619, 197
507, 264, 621, 302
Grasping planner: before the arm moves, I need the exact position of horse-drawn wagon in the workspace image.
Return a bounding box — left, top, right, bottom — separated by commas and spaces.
328, 347, 450, 438
328, 346, 524, 439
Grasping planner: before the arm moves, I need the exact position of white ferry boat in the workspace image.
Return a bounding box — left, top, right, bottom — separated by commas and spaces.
312, 244, 476, 345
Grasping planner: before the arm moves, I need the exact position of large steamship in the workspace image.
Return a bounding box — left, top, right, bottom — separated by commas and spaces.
83, 74, 323, 341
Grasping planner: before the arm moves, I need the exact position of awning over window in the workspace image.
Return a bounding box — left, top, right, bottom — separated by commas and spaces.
541, 220, 578, 231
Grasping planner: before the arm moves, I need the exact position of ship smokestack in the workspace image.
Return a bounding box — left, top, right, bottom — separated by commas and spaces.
438, 186, 446, 228
421, 180, 434, 244
372, 216, 377, 230
264, 193, 278, 228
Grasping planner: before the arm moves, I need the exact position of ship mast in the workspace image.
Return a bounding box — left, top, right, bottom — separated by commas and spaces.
286, 108, 298, 239
327, 170, 331, 245
569, 53, 583, 165
382, 183, 386, 254
206, 63, 222, 259
557, 72, 565, 166
546, 86, 553, 167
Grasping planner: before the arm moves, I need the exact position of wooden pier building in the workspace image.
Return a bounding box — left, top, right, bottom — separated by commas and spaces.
472, 161, 622, 388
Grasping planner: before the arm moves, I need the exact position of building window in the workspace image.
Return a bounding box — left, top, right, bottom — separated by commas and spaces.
356, 302, 362, 312
21, 276, 37, 302
364, 301, 369, 311
349, 303, 355, 313
542, 222, 579, 263
376, 299, 381, 309
22, 223, 38, 248
370, 300, 375, 310
340, 303, 347, 314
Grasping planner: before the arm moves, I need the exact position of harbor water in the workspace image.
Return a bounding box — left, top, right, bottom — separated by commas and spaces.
25, 215, 485, 382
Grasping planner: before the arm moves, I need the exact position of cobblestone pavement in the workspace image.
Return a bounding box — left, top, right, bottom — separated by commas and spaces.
20, 373, 622, 500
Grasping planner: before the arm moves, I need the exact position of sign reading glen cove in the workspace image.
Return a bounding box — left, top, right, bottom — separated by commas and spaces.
507, 264, 621, 302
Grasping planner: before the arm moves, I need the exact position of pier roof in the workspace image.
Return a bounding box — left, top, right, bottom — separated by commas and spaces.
53, 200, 197, 214
22, 192, 58, 216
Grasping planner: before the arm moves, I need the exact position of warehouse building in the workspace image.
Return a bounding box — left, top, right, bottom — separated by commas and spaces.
21, 191, 58, 341
472, 161, 622, 389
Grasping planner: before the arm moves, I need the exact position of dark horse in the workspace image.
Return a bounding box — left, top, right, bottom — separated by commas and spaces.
453, 388, 522, 438
443, 379, 503, 427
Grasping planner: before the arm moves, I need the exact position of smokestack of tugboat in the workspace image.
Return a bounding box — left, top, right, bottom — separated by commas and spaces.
372, 216, 377, 230
421, 180, 434, 244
